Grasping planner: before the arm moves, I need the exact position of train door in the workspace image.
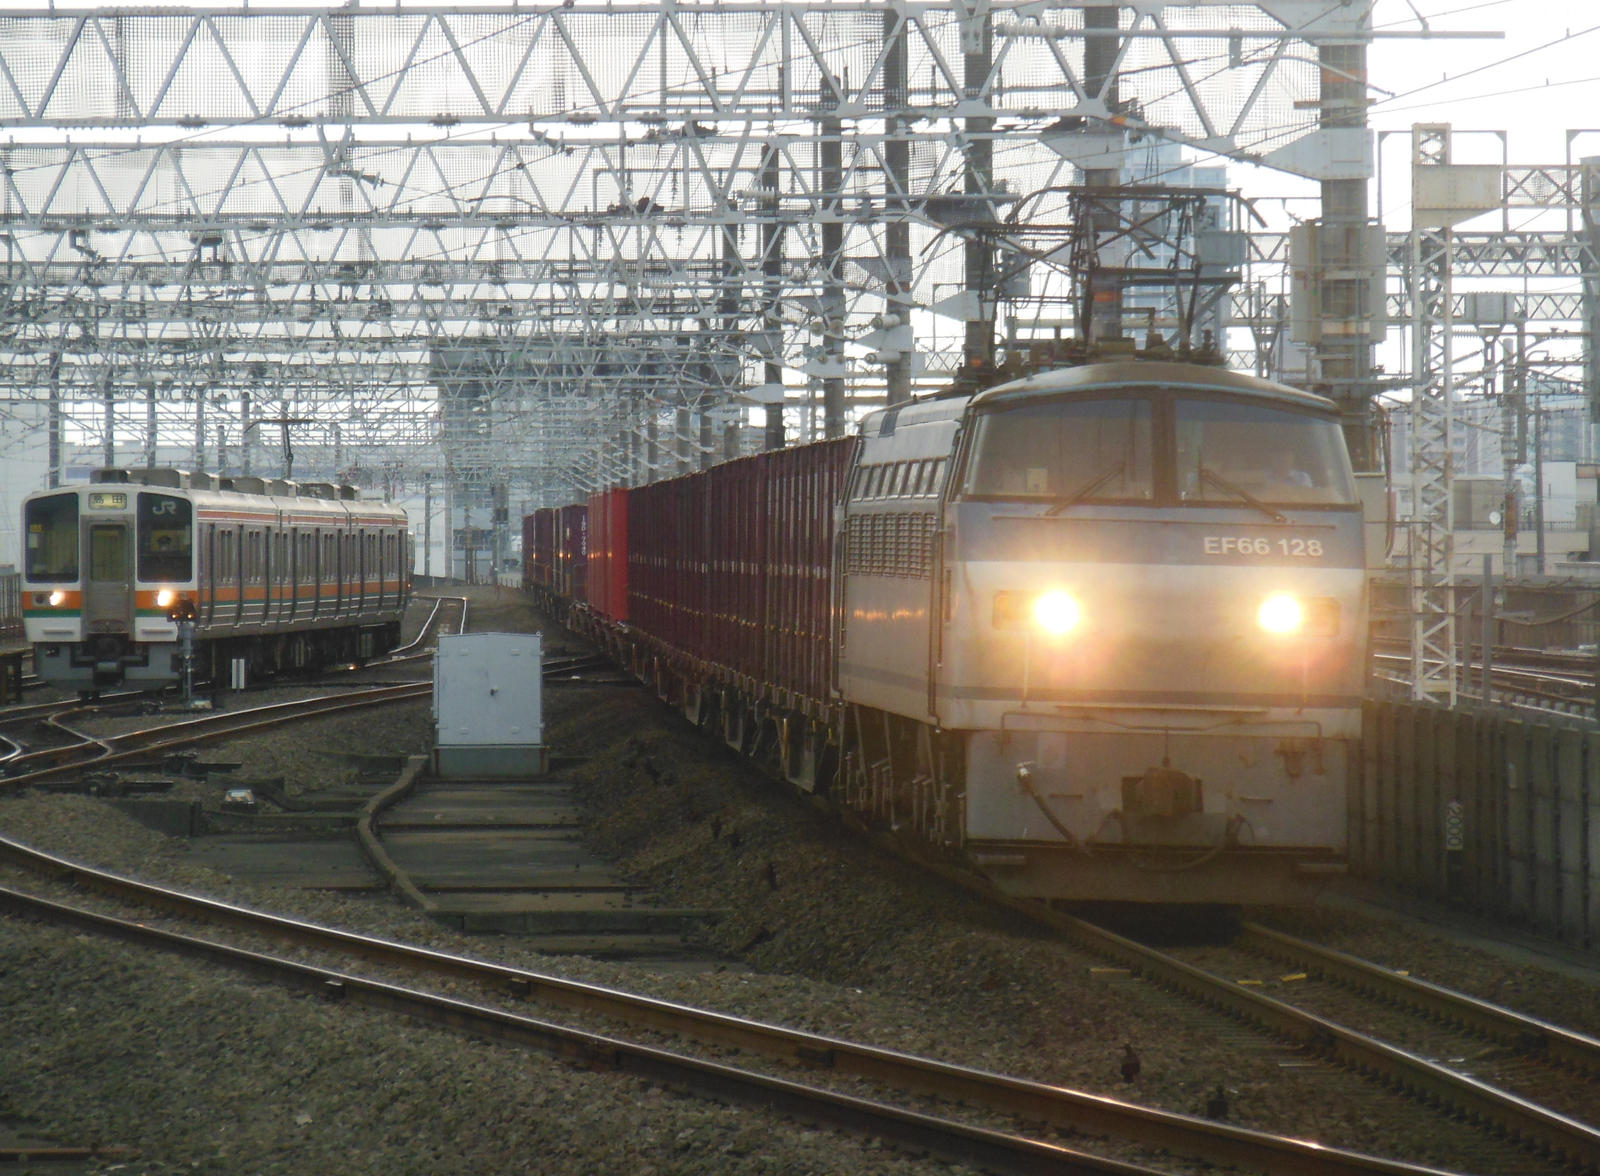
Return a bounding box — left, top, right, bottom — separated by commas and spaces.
286, 529, 298, 621
203, 525, 217, 624
83, 521, 132, 632
259, 527, 271, 627
278, 529, 288, 624
225, 527, 242, 627
322, 530, 333, 620
343, 531, 354, 619
265, 528, 278, 625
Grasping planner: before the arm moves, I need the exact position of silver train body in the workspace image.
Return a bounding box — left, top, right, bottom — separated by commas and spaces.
835, 362, 1366, 903
22, 468, 411, 694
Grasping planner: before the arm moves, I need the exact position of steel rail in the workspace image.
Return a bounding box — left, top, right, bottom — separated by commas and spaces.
1039, 910, 1600, 1173
2, 594, 462, 767
0, 682, 431, 790
1239, 923, 1600, 1078
392, 594, 470, 654
0, 884, 1170, 1176
1370, 652, 1594, 715
0, 1144, 140, 1163
0, 837, 1449, 1176
3, 643, 601, 784
0, 695, 137, 766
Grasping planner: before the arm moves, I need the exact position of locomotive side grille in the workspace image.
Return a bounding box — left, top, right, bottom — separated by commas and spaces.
845, 512, 937, 578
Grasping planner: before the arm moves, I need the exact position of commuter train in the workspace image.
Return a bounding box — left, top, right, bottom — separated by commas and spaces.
527, 360, 1369, 904
21, 468, 411, 695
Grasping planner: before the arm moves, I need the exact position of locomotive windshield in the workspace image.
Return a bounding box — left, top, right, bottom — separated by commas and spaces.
958, 389, 1357, 509
136, 492, 194, 581
1175, 398, 1357, 507
24, 492, 80, 582
959, 397, 1154, 502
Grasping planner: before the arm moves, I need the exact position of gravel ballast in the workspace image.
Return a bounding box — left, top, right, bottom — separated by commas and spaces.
2, 588, 1597, 1175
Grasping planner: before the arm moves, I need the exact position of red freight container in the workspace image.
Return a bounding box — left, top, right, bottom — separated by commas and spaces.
761, 438, 856, 702
704, 453, 766, 682
556, 503, 587, 603
623, 436, 856, 708
521, 513, 539, 592
630, 474, 707, 655
524, 509, 555, 592
586, 487, 630, 621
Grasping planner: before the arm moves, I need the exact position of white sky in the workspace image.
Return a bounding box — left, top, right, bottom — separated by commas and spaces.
1366, 1, 1600, 216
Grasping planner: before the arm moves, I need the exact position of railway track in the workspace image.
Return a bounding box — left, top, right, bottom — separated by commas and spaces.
1234, 922, 1600, 1085
0, 681, 433, 790
0, 839, 1453, 1176
1033, 907, 1600, 1174
0, 594, 473, 783
6, 595, 1591, 1172
1371, 641, 1598, 715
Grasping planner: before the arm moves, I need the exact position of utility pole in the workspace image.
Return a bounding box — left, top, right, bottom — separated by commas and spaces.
1314, 21, 1379, 471
1083, 6, 1124, 347
882, 10, 913, 405
760, 143, 786, 449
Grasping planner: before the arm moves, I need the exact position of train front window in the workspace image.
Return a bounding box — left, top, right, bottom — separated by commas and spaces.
136, 492, 194, 581
24, 493, 80, 582
1175, 399, 1357, 507
960, 398, 1153, 502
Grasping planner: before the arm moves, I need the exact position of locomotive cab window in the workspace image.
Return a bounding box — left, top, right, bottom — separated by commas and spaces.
136, 492, 193, 582
959, 397, 1153, 502
24, 492, 80, 582
1175, 399, 1357, 508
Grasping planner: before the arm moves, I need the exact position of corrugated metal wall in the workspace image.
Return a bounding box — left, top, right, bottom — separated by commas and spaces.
1358, 700, 1599, 948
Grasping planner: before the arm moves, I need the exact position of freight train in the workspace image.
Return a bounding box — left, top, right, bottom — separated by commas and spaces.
21, 468, 410, 696
526, 361, 1368, 904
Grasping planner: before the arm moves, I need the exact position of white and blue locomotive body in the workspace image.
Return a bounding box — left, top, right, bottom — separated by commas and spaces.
838, 363, 1366, 903
22, 468, 410, 695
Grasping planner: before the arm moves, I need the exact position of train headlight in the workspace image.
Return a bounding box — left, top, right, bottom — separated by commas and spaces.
994, 590, 1084, 637
47, 590, 65, 608
1258, 594, 1340, 637
1258, 592, 1304, 634
1033, 590, 1082, 637
156, 588, 176, 610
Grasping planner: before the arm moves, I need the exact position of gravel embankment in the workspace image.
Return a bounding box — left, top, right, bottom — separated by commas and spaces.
2, 587, 1597, 1175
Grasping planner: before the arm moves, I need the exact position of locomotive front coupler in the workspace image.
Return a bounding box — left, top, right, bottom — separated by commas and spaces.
1120, 760, 1203, 820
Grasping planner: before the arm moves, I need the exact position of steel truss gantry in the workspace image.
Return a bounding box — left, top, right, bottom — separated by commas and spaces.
0, 1, 1372, 494
1407, 124, 1457, 704
1393, 127, 1600, 702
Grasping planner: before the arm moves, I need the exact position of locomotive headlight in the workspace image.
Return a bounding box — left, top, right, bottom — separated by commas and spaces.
1033, 590, 1082, 637
994, 589, 1084, 637
156, 588, 177, 610
47, 590, 65, 608
1258, 593, 1341, 637
1257, 592, 1305, 634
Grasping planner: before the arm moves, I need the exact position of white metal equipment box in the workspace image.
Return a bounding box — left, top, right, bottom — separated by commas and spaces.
432, 632, 548, 777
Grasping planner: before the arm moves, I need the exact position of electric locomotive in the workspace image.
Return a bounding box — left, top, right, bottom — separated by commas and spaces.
22, 468, 410, 695
836, 361, 1366, 903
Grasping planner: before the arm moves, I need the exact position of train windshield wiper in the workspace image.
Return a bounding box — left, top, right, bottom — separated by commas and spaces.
1043, 459, 1126, 516
1196, 465, 1290, 524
